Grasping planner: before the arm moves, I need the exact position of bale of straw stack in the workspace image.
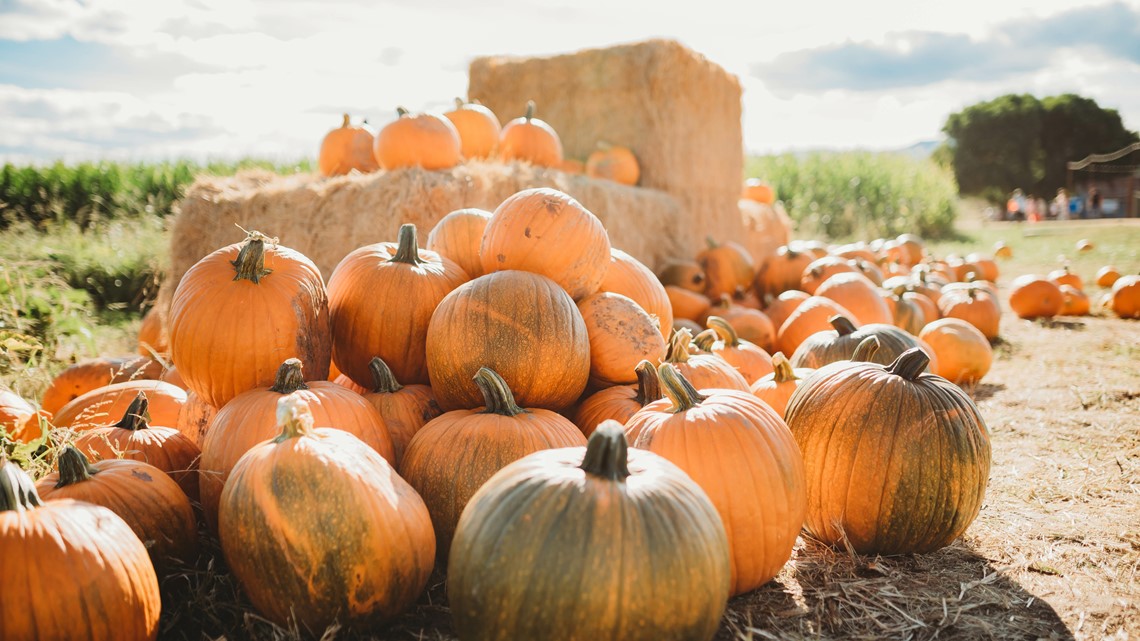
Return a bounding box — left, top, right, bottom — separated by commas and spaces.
166, 162, 686, 292
468, 39, 746, 256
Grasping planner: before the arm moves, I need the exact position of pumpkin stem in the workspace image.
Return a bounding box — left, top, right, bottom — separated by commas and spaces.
368, 357, 403, 394
771, 353, 800, 383
851, 335, 880, 362
396, 106, 410, 117
706, 316, 741, 347
705, 236, 719, 250
274, 395, 316, 442
633, 360, 662, 406
231, 235, 274, 284
692, 329, 717, 352
828, 315, 858, 336
664, 328, 694, 364
341, 113, 351, 128
579, 421, 631, 481
113, 392, 150, 431
269, 358, 309, 394
657, 363, 706, 414
524, 100, 535, 121
475, 368, 527, 417
886, 348, 930, 380
389, 224, 424, 265
55, 446, 98, 488
454, 97, 465, 109
0, 459, 43, 512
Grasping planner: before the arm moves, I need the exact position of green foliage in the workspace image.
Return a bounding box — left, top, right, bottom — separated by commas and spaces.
747, 152, 959, 240
942, 93, 1138, 202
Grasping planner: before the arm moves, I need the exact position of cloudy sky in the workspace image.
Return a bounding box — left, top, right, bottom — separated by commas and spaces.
1, 0, 1138, 163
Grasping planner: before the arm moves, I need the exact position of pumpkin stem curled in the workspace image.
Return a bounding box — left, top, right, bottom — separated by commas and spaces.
633, 360, 662, 406
850, 335, 880, 362
389, 224, 425, 265
771, 353, 800, 383
692, 329, 717, 352
829, 315, 858, 336
340, 113, 351, 128
396, 106, 409, 117
657, 363, 706, 414
886, 348, 930, 380
269, 359, 309, 394
55, 446, 98, 488
231, 236, 274, 284
475, 368, 526, 416
0, 459, 43, 512
368, 357, 403, 394
113, 392, 150, 431
664, 328, 694, 364
579, 421, 631, 481
454, 97, 465, 109
274, 395, 316, 442
706, 316, 742, 348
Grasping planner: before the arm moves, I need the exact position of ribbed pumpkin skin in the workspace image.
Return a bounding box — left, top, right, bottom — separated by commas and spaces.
41, 355, 163, 415
750, 356, 813, 419
0, 463, 161, 641
938, 289, 1000, 340
427, 208, 493, 278
74, 419, 202, 502
498, 106, 563, 167
625, 374, 806, 596
600, 248, 673, 337
919, 319, 993, 384
667, 285, 712, 321
578, 292, 666, 387
1009, 275, 1064, 319
704, 301, 775, 350
138, 307, 169, 357
762, 290, 810, 330
886, 291, 927, 335
318, 115, 378, 176
426, 271, 590, 411
444, 102, 501, 159
573, 385, 641, 436
448, 426, 730, 641
785, 351, 992, 554
800, 257, 857, 294
52, 380, 186, 432
374, 110, 461, 170
169, 238, 332, 408
699, 318, 773, 385
327, 229, 469, 387
815, 272, 893, 325
754, 247, 813, 297
219, 416, 435, 632
480, 188, 611, 301
776, 296, 859, 356
790, 319, 925, 370
36, 455, 198, 571
663, 331, 751, 393
359, 359, 442, 466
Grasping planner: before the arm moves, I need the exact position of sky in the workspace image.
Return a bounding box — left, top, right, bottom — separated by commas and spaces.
1, 0, 1139, 164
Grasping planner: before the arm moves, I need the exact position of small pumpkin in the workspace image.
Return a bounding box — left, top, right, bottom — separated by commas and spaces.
1059, 285, 1091, 316
742, 178, 775, 204
749, 353, 812, 419
919, 319, 993, 384
318, 113, 379, 176
698, 238, 755, 300
359, 357, 442, 466
937, 287, 1000, 340
885, 288, 927, 335
498, 100, 563, 167
761, 290, 810, 331
1048, 265, 1083, 291
666, 285, 712, 322
662, 329, 750, 392
1095, 265, 1122, 288
753, 246, 814, 297
800, 256, 857, 295
814, 272, 893, 325
657, 260, 706, 293
1076, 238, 1095, 253
427, 208, 493, 279
374, 106, 462, 170
993, 241, 1013, 259
577, 292, 667, 388
776, 296, 859, 356
600, 248, 673, 337
963, 253, 1000, 282
0, 389, 45, 443
443, 98, 501, 159
703, 295, 775, 350
586, 143, 640, 185
573, 360, 661, 437
1110, 275, 1140, 318
137, 306, 169, 357
42, 355, 163, 415
52, 379, 186, 433
694, 316, 774, 384
1009, 275, 1064, 319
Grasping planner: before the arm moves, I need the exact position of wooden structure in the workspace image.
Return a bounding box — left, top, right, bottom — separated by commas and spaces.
1067, 142, 1140, 217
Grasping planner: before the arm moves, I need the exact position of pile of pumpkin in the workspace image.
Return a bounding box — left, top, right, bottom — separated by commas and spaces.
318, 100, 641, 186
2, 187, 999, 641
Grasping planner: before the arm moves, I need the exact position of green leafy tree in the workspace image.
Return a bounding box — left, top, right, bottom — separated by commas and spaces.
1039, 94, 1138, 193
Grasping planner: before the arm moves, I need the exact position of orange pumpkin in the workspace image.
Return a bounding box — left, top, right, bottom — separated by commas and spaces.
359, 357, 442, 467
559, 158, 585, 174
480, 188, 611, 301
694, 316, 774, 384
42, 355, 163, 416
993, 241, 1013, 259
1009, 275, 1064, 319
169, 231, 332, 408
426, 208, 492, 279
572, 360, 661, 437
776, 296, 859, 356
443, 99, 501, 159
498, 100, 563, 167
318, 113, 379, 176
703, 295, 775, 350
938, 287, 1000, 339
329, 224, 468, 387
175, 391, 215, 447
0, 389, 45, 443
1076, 239, 1095, 253
814, 272, 892, 325
666, 285, 712, 322
762, 290, 811, 331
586, 143, 640, 185
657, 259, 706, 293
753, 246, 814, 297
750, 353, 812, 418
1048, 266, 1083, 291
374, 107, 462, 170
662, 329, 750, 392
1095, 265, 1122, 288
1110, 275, 1140, 318
137, 306, 168, 357
800, 256, 857, 295
52, 379, 186, 433
790, 315, 929, 371
577, 292, 667, 388
919, 319, 993, 384
963, 253, 1000, 282
159, 365, 186, 390
1058, 285, 1090, 316
600, 248, 673, 337
884, 289, 927, 335
741, 178, 775, 204
698, 238, 755, 300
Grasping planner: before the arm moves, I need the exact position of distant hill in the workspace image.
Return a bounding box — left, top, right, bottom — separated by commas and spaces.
896, 140, 941, 160
747, 140, 944, 160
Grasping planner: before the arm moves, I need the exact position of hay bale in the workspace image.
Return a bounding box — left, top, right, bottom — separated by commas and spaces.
167, 162, 686, 292
468, 39, 745, 256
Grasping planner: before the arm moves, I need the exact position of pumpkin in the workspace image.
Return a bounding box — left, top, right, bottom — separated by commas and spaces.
400, 368, 586, 558
761, 290, 810, 331
426, 270, 590, 411
329, 223, 468, 387
0, 389, 45, 443
666, 285, 712, 322
674, 318, 705, 335
318, 113, 379, 176
176, 391, 215, 447
694, 316, 774, 384
1058, 285, 1090, 316
742, 178, 775, 204
498, 100, 563, 167
919, 319, 993, 384
444, 98, 501, 159
698, 238, 755, 300
219, 395, 435, 632
480, 187, 611, 300
448, 421, 730, 641
1009, 275, 1064, 319
893, 233, 925, 266
993, 241, 1012, 259
814, 272, 893, 325
199, 358, 394, 529
902, 289, 940, 326
1110, 275, 1140, 318
36, 446, 197, 571
832, 242, 878, 264
1076, 238, 1094, 253
559, 158, 585, 174
790, 239, 829, 259
600, 249, 673, 337
750, 353, 812, 418
662, 329, 750, 392
776, 296, 859, 356
137, 306, 169, 357
578, 292, 667, 388
41, 355, 163, 415
851, 258, 885, 286
586, 143, 640, 185
169, 231, 331, 408
789, 315, 928, 370
72, 393, 202, 501
963, 253, 1000, 282
1048, 266, 1083, 291
374, 106, 462, 170
427, 207, 493, 278
625, 364, 806, 595
937, 287, 999, 340
159, 365, 186, 390
359, 357, 442, 466
1095, 265, 1122, 288
657, 260, 706, 293
572, 360, 661, 437
753, 246, 814, 297
785, 348, 990, 554
885, 288, 927, 335
52, 379, 186, 433
0, 459, 162, 640
703, 295, 775, 350
800, 256, 857, 295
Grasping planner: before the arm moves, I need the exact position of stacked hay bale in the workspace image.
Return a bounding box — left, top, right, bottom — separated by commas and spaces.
469, 38, 746, 258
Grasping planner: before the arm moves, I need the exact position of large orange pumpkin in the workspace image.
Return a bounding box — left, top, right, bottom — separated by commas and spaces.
374, 107, 462, 170
937, 287, 1000, 340
318, 113, 379, 176
625, 364, 806, 595
480, 188, 610, 300
762, 290, 811, 330
577, 292, 666, 388
41, 355, 163, 416
426, 207, 492, 279
572, 360, 660, 437
919, 319, 993, 384
1059, 285, 1091, 316
1048, 266, 1083, 291
754, 246, 815, 297
586, 143, 640, 185
800, 256, 857, 295
814, 272, 892, 325
750, 353, 812, 418
695, 316, 774, 384
1095, 265, 1122, 288
137, 306, 169, 358
776, 296, 859, 356
666, 284, 712, 322
169, 231, 332, 408
52, 379, 186, 433
1009, 275, 1064, 319
662, 329, 750, 392
359, 357, 442, 466
498, 100, 563, 167
443, 99, 501, 159
1110, 275, 1140, 318
328, 223, 468, 387
599, 248, 673, 337
703, 295, 776, 350
219, 395, 435, 632
785, 348, 991, 554
399, 368, 586, 558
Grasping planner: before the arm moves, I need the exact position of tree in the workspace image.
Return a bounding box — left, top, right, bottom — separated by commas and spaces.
941, 94, 1138, 203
